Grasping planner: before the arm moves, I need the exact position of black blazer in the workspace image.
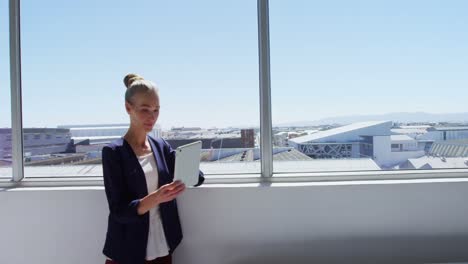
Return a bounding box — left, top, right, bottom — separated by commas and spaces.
102, 136, 204, 264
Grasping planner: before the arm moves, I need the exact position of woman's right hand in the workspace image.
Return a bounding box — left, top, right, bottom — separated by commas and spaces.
137, 180, 186, 215
151, 180, 186, 204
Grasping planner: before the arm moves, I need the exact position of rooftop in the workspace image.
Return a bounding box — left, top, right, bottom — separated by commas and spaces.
405, 156, 468, 169
390, 135, 416, 142
290, 121, 392, 144
429, 126, 468, 131
0, 158, 382, 178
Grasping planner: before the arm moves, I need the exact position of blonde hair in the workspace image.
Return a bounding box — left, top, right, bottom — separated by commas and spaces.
123, 73, 159, 103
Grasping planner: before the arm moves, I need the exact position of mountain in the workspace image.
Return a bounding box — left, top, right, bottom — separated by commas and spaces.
274, 112, 468, 127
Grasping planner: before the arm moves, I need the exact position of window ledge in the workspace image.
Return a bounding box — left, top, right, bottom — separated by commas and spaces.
1, 169, 468, 190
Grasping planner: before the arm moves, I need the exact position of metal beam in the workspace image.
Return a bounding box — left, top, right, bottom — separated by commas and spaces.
257, 0, 273, 178
9, 0, 24, 182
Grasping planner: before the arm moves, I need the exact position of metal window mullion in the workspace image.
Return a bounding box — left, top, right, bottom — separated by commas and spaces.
257, 0, 273, 178
9, 0, 24, 182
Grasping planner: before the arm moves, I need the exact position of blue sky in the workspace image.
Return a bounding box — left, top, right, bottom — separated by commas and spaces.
1, 0, 467, 129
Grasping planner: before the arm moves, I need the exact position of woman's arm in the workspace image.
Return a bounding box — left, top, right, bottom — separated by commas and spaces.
102, 146, 186, 219
102, 146, 144, 223
137, 181, 185, 215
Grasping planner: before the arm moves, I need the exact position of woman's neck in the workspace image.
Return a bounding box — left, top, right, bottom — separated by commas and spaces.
124, 126, 148, 148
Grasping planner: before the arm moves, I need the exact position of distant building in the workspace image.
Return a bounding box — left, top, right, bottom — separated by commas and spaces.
390, 135, 419, 152
0, 128, 72, 161
428, 140, 468, 157
428, 126, 468, 141
59, 124, 161, 142
167, 131, 255, 150
167, 138, 242, 149
391, 125, 432, 139
289, 121, 425, 168
170, 127, 202, 131
274, 131, 309, 147
162, 127, 256, 150
391, 125, 468, 152
213, 147, 312, 162
400, 156, 468, 169
59, 124, 162, 153
241, 129, 255, 148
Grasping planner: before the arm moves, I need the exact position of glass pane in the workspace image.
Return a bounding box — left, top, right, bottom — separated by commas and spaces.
21, 0, 259, 178
271, 0, 468, 174
0, 0, 12, 179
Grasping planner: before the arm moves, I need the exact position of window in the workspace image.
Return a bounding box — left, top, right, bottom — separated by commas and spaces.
3, 0, 468, 183
0, 0, 11, 179
21, 0, 259, 178
270, 0, 468, 173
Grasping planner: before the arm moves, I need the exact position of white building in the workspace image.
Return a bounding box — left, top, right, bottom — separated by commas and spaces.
59, 124, 162, 146
0, 128, 71, 161
273, 131, 310, 147
391, 125, 432, 139
400, 156, 468, 169
392, 125, 468, 152
428, 140, 468, 157
289, 121, 425, 168
428, 127, 468, 141
289, 121, 392, 159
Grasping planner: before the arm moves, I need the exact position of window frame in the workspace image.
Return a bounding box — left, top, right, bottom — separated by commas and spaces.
3, 0, 468, 187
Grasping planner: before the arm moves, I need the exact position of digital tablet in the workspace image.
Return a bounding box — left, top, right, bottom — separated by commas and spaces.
173, 141, 202, 186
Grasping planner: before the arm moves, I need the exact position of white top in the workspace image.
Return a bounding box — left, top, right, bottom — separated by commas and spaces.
138, 152, 170, 260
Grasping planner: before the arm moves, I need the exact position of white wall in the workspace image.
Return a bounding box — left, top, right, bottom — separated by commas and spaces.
389, 150, 426, 167
311, 122, 391, 144
372, 136, 392, 166
1, 180, 468, 264
447, 130, 468, 141
419, 131, 444, 141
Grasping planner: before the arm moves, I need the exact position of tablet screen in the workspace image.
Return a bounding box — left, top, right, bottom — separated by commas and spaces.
173, 141, 202, 186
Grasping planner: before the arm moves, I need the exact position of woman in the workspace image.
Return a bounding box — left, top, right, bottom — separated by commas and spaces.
102, 74, 204, 264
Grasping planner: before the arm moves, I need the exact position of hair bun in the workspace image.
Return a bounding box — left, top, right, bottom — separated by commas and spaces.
123, 73, 144, 89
